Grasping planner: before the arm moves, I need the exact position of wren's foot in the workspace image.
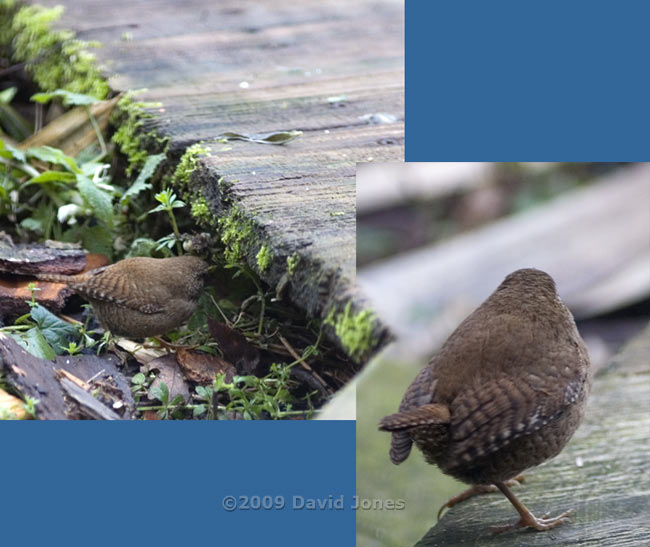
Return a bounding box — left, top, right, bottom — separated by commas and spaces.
437, 476, 525, 520
490, 510, 573, 534
491, 480, 572, 534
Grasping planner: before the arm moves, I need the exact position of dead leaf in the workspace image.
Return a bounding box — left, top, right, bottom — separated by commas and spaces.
207, 318, 260, 374
143, 354, 190, 403
0, 388, 29, 419
143, 410, 159, 420
176, 347, 236, 385
115, 338, 166, 365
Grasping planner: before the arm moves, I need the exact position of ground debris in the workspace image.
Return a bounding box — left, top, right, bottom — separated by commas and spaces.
0, 333, 135, 419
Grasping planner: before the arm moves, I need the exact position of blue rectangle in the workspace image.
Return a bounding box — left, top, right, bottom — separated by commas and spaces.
406, 0, 650, 160
0, 421, 355, 546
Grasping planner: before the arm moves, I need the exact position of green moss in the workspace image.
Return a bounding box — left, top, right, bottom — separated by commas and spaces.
326, 302, 376, 363
217, 206, 255, 267
5, 4, 108, 99
190, 195, 214, 225
256, 244, 272, 272
287, 252, 300, 275
111, 91, 168, 176
172, 143, 211, 190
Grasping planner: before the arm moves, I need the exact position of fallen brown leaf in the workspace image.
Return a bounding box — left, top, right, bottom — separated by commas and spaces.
176, 347, 236, 385
143, 354, 190, 403
207, 318, 260, 374
0, 387, 29, 419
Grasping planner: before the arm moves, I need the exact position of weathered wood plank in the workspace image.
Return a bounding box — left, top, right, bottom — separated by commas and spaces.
357, 162, 492, 214
416, 323, 650, 546
39, 0, 404, 361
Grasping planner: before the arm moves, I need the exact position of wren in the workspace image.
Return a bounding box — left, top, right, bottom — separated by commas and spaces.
37, 256, 209, 338
379, 268, 591, 533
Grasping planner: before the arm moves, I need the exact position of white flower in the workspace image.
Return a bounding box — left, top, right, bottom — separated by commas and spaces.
57, 203, 83, 225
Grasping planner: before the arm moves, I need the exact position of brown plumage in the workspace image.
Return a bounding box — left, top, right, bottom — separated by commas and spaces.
379, 268, 591, 532
37, 256, 209, 338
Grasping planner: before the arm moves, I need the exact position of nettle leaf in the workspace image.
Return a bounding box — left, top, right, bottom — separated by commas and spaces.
31, 89, 99, 107
76, 174, 114, 225
26, 170, 77, 185
27, 146, 82, 174
11, 328, 57, 360
80, 224, 114, 257
30, 303, 78, 355
123, 153, 165, 203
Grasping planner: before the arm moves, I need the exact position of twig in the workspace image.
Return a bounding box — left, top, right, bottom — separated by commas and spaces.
278, 334, 330, 392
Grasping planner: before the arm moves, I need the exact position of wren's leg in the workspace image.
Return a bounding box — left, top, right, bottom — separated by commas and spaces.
437, 476, 525, 520
490, 480, 572, 534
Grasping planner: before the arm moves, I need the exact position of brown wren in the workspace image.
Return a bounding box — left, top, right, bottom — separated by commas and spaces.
37, 256, 209, 338
379, 268, 591, 533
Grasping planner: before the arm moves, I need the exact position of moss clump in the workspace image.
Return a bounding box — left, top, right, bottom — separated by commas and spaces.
172, 143, 211, 190
111, 90, 168, 177
217, 206, 255, 267
190, 195, 214, 225
287, 252, 300, 275
256, 245, 272, 272
4, 4, 108, 99
326, 302, 375, 363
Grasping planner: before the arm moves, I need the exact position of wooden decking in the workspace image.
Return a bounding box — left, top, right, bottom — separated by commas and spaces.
43, 0, 404, 361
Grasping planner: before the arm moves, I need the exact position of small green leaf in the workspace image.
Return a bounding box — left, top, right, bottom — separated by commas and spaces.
151, 383, 169, 405
31, 89, 99, 107
0, 87, 17, 104
193, 404, 206, 417
76, 174, 114, 225
155, 234, 177, 251
170, 395, 185, 406
131, 373, 146, 386
0, 138, 26, 162
147, 203, 167, 214
27, 146, 81, 174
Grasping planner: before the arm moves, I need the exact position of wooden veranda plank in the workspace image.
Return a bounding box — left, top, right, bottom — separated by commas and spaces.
41, 0, 404, 361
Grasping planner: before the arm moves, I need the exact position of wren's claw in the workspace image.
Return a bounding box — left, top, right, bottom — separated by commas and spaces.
491, 481, 572, 534
490, 509, 573, 534
437, 476, 525, 521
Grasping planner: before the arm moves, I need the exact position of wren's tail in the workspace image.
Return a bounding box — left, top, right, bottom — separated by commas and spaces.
35, 266, 106, 285
35, 272, 76, 284
379, 403, 450, 465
